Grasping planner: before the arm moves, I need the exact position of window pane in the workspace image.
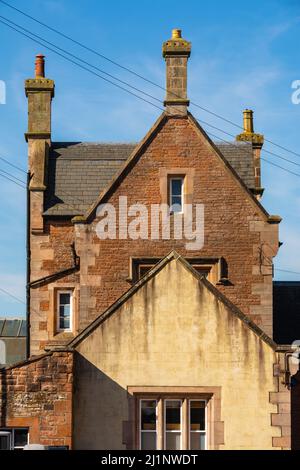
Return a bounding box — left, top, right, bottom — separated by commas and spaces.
166, 432, 181, 450
171, 200, 182, 213
193, 266, 211, 278
165, 400, 181, 430
14, 429, 28, 447
141, 401, 156, 431
60, 293, 70, 305
0, 434, 10, 450
60, 304, 70, 316
59, 316, 70, 330
139, 265, 153, 278
190, 432, 206, 450
171, 195, 182, 205
59, 293, 71, 330
141, 432, 156, 450
171, 179, 183, 196
190, 401, 205, 431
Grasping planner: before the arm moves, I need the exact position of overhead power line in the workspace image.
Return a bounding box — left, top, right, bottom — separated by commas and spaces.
205, 130, 300, 178
275, 269, 300, 276
0, 17, 300, 189
0, 153, 27, 173
0, 285, 26, 305
1, 13, 300, 175
0, 17, 163, 112
0, 168, 26, 189
1, 0, 300, 161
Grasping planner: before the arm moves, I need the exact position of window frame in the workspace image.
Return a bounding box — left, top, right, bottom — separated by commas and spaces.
0, 428, 29, 450
168, 176, 185, 214
0, 431, 11, 450
137, 397, 208, 450
164, 399, 183, 450
139, 399, 158, 451
188, 398, 207, 450
130, 257, 225, 284
56, 290, 73, 333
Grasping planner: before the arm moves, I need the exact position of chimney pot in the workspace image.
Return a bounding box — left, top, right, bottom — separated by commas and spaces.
35, 54, 45, 78
172, 29, 182, 39
235, 109, 264, 199
243, 109, 254, 134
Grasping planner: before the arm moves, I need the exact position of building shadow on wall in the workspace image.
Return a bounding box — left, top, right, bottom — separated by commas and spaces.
73, 352, 135, 450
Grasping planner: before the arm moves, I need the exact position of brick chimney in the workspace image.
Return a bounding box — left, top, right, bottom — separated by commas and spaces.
236, 109, 264, 199
25, 54, 55, 232
162, 29, 191, 116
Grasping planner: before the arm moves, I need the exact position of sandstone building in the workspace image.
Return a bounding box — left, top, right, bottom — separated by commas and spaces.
0, 29, 299, 450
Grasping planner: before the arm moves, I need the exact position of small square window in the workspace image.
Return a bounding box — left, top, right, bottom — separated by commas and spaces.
57, 291, 73, 332
169, 177, 184, 213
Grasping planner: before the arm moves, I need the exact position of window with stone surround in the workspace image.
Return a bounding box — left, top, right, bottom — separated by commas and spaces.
138, 397, 207, 450
169, 176, 185, 213
127, 386, 223, 450
57, 290, 73, 332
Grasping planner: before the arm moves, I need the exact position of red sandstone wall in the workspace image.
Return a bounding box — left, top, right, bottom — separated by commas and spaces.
30, 116, 279, 352
0, 351, 73, 448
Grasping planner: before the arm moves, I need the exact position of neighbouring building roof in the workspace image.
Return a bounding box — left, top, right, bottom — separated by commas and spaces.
0, 318, 27, 367
0, 318, 26, 337
273, 281, 300, 345
44, 140, 254, 217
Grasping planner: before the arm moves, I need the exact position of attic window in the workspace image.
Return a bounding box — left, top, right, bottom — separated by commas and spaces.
169, 177, 184, 213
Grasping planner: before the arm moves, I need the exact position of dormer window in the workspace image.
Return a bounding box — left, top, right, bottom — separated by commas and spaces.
169, 177, 184, 213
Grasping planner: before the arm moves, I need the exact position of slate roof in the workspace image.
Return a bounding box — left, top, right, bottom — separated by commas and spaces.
44, 140, 255, 217
273, 282, 300, 345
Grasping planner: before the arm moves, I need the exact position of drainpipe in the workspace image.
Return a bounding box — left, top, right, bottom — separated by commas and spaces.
26, 171, 30, 359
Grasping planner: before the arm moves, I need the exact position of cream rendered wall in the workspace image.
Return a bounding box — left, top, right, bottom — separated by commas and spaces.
74, 258, 280, 449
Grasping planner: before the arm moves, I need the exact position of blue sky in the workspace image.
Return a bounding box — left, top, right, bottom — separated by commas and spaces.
0, 0, 299, 316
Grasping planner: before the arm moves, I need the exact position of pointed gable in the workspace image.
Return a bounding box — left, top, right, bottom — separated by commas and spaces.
71, 252, 278, 450
70, 251, 276, 349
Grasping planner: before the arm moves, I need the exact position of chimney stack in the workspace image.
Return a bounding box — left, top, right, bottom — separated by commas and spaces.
25, 54, 55, 233
236, 109, 264, 199
162, 29, 191, 116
